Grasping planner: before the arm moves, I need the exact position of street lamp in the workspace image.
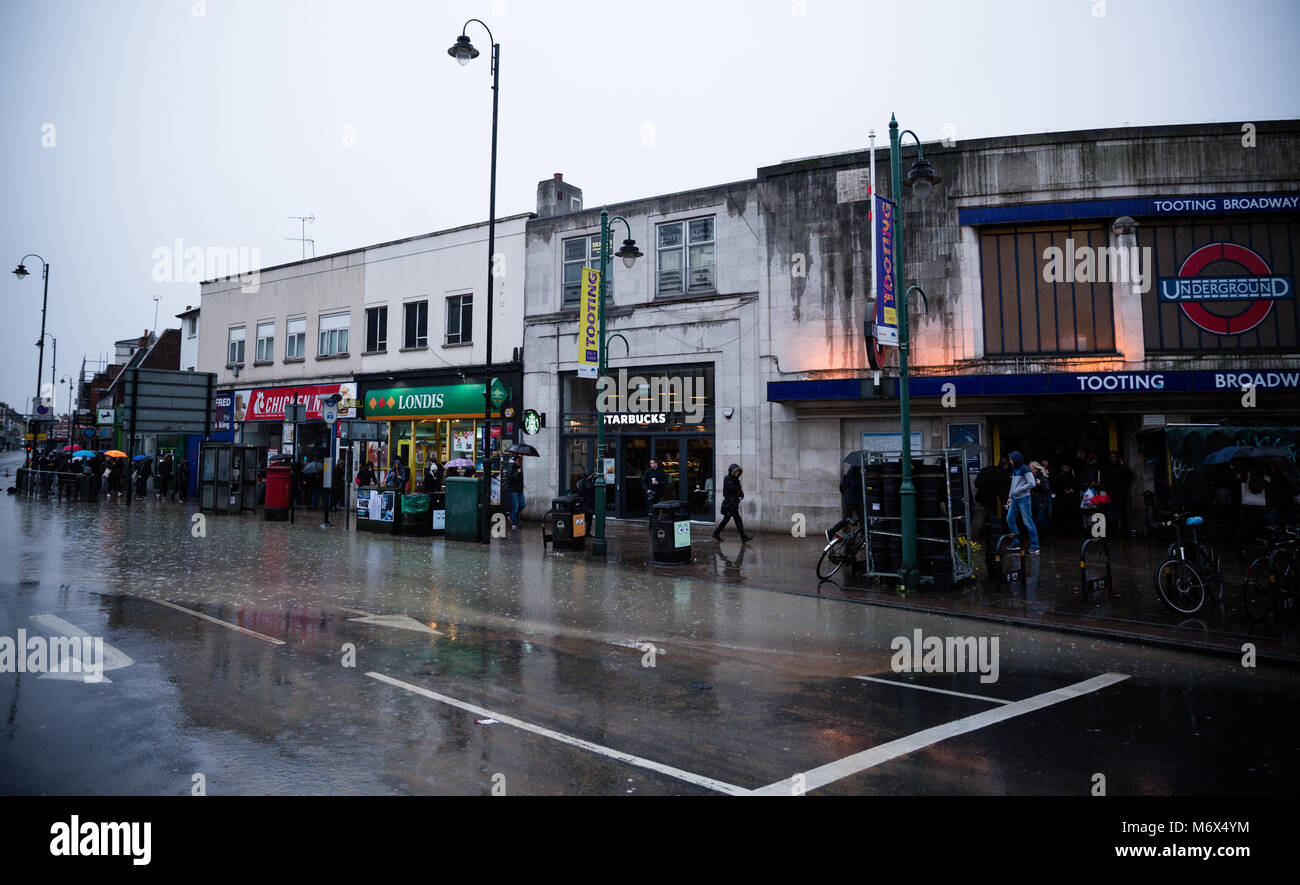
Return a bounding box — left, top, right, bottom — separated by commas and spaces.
591, 207, 642, 557
448, 18, 500, 544
12, 253, 51, 416
888, 113, 942, 590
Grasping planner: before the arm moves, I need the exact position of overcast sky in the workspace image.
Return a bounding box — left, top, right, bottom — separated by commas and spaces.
2, 0, 1297, 412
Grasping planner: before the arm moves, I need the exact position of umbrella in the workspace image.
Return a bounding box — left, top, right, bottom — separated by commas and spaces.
71, 450, 97, 459
62, 444, 82, 452
301, 461, 324, 474
132, 454, 150, 461
842, 451, 870, 467
445, 458, 476, 469
103, 450, 127, 458
503, 443, 540, 457
1203, 445, 1291, 465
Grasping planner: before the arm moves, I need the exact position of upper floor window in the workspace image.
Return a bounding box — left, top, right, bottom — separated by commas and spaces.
366, 306, 388, 353
186, 316, 197, 338
255, 322, 274, 362
657, 216, 715, 297
562, 234, 610, 307
318, 312, 349, 357
286, 317, 306, 359
403, 301, 428, 349
446, 294, 472, 345
227, 326, 245, 366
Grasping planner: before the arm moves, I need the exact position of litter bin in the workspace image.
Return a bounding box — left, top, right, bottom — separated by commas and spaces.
445, 476, 484, 541
356, 485, 398, 533
265, 465, 291, 521
400, 493, 432, 536
546, 494, 587, 551
429, 491, 446, 535
650, 500, 691, 564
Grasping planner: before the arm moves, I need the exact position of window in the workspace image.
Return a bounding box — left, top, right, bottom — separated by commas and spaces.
562, 234, 610, 307
446, 294, 472, 345
978, 225, 1115, 355
227, 326, 245, 365
186, 316, 197, 338
318, 312, 349, 357
366, 306, 388, 353
657, 216, 715, 297
286, 317, 306, 359
403, 301, 428, 349
255, 322, 274, 362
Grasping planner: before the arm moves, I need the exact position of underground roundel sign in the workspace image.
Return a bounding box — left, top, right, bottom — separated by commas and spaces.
1158, 242, 1294, 336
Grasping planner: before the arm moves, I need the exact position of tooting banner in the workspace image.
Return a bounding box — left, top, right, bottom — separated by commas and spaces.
578, 267, 600, 379
874, 194, 898, 346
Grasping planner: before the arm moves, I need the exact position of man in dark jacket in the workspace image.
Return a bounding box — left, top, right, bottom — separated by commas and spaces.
1104, 451, 1134, 537
840, 464, 863, 521
974, 457, 1010, 530
712, 463, 752, 542
503, 455, 525, 528
642, 458, 669, 510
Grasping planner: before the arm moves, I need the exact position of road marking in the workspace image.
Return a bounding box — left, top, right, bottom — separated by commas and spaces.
333, 605, 374, 616
347, 615, 443, 635
366, 671, 749, 796
150, 600, 286, 645
753, 672, 1130, 796
29, 614, 134, 682
853, 675, 1012, 705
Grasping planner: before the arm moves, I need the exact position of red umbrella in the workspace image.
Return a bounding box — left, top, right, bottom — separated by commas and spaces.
62, 444, 83, 452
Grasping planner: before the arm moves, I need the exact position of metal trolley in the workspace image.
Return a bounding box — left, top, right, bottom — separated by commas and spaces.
848, 447, 976, 587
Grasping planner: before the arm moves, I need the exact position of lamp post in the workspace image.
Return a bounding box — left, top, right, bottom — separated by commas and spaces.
40, 332, 56, 406
12, 254, 51, 417
448, 19, 500, 544
591, 207, 642, 557
888, 114, 942, 590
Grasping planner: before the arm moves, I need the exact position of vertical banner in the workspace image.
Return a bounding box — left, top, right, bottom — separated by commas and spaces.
875, 194, 898, 346
578, 266, 601, 379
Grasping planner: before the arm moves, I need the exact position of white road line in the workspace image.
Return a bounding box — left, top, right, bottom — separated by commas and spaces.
753, 672, 1130, 796
366, 671, 749, 796
29, 614, 134, 681
332, 605, 374, 616
150, 600, 286, 645
853, 675, 1012, 705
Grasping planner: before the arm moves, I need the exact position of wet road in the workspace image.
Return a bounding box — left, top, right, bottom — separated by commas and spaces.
1, 451, 1296, 795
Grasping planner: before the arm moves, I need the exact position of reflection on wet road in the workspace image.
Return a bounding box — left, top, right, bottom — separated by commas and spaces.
1, 452, 1296, 795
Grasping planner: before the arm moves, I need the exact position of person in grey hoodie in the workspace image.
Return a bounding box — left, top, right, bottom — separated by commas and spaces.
1004, 450, 1040, 553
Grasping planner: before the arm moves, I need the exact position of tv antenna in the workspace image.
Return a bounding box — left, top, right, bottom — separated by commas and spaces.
287, 214, 316, 260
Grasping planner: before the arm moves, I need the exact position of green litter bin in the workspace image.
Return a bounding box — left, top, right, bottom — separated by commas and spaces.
444, 477, 484, 542
400, 493, 432, 536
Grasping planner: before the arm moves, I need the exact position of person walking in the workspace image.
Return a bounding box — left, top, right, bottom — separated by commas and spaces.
712, 463, 752, 542
1054, 463, 1079, 534
109, 457, 125, 499
331, 458, 347, 510
173, 458, 190, 501
840, 464, 863, 522
642, 457, 669, 510
1030, 461, 1053, 545
974, 456, 1010, 533
503, 455, 525, 529
156, 452, 173, 500
1103, 451, 1134, 538
134, 456, 152, 499
1004, 450, 1039, 554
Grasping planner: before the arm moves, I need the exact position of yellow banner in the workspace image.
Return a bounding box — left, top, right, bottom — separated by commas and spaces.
578, 266, 600, 379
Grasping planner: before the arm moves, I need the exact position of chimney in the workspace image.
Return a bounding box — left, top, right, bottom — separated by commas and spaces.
536, 172, 583, 218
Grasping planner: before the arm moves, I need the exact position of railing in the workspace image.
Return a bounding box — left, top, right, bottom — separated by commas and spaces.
14, 467, 104, 501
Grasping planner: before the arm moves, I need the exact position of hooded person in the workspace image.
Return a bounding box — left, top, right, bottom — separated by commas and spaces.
1004, 450, 1040, 553
713, 463, 752, 542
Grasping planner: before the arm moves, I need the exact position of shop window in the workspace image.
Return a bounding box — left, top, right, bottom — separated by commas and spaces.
657, 216, 715, 297
446, 294, 472, 345
562, 234, 610, 307
366, 306, 387, 353
318, 312, 349, 357
979, 224, 1115, 355
403, 301, 427, 349
255, 322, 274, 363
227, 326, 245, 366
286, 317, 306, 359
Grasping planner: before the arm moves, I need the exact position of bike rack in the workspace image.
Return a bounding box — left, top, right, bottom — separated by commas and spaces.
1079, 537, 1114, 601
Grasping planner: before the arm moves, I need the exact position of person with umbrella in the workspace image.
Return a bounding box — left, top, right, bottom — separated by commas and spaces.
172, 456, 190, 502
156, 452, 173, 500
503, 454, 525, 529
133, 455, 152, 499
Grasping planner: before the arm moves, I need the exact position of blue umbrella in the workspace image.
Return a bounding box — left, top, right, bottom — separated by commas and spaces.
1203, 445, 1290, 465
71, 450, 97, 459
132, 454, 150, 461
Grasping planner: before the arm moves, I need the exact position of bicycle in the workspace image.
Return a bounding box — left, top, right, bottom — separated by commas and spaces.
1151, 512, 1223, 616
817, 515, 865, 580
1242, 525, 1300, 623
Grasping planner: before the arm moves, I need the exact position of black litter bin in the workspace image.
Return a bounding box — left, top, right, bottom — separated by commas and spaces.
650, 500, 691, 564
546, 494, 587, 551
400, 493, 432, 536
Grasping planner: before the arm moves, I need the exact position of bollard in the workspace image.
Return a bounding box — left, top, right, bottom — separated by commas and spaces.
1079, 537, 1114, 601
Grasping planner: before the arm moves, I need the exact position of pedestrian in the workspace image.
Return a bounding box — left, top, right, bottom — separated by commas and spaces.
840, 463, 863, 522
974, 456, 1010, 532
1263, 457, 1299, 528
1103, 451, 1134, 538
1079, 480, 1101, 533
1030, 461, 1053, 545
109, 458, 125, 498
99, 457, 110, 497
356, 460, 376, 488
712, 463, 752, 542
384, 457, 408, 491
134, 456, 152, 499
156, 452, 173, 500
1054, 463, 1079, 534
1003, 451, 1039, 554
1040, 458, 1055, 527
423, 457, 444, 494
642, 457, 669, 510
503, 454, 525, 528
172, 458, 190, 501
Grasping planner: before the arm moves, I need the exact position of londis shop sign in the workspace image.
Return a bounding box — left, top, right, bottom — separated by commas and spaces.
363, 384, 495, 419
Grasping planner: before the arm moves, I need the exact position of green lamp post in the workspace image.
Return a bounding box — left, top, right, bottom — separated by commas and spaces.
591, 206, 642, 556
888, 113, 942, 590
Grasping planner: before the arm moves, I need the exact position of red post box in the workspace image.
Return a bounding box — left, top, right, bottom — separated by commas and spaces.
265, 464, 291, 521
